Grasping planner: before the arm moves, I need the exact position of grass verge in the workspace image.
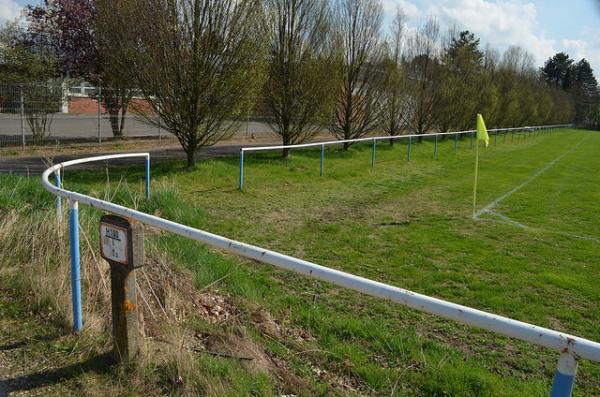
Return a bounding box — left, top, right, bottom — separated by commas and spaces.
1, 128, 599, 396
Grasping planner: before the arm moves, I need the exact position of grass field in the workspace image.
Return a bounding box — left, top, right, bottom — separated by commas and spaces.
1, 128, 599, 396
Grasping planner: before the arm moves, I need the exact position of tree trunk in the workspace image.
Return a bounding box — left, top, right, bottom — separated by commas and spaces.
186, 149, 196, 168
282, 131, 290, 158
109, 110, 123, 137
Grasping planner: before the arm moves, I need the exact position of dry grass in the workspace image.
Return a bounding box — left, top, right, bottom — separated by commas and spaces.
0, 205, 281, 396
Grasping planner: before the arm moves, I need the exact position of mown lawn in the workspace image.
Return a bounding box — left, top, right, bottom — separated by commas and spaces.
2, 128, 599, 396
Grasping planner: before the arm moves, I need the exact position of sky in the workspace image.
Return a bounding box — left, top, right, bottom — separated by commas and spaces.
2, 0, 599, 75
381, 0, 600, 76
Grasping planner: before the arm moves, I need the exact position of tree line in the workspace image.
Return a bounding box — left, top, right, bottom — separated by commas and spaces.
0, 0, 598, 166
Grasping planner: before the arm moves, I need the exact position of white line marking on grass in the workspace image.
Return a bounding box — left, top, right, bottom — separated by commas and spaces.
484, 210, 600, 244
475, 138, 586, 218
474, 135, 600, 244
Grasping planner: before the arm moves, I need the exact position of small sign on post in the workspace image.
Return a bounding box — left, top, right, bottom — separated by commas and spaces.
100, 215, 145, 362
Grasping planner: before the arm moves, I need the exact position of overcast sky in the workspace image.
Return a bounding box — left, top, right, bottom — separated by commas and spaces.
3, 0, 600, 75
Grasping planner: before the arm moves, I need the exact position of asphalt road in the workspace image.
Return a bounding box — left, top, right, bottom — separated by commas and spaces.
0, 143, 249, 175
0, 114, 274, 139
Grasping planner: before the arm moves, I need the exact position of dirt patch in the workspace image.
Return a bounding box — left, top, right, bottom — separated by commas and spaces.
136, 257, 237, 338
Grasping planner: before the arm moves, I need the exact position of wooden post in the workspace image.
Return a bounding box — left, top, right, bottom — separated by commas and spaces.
99, 215, 145, 362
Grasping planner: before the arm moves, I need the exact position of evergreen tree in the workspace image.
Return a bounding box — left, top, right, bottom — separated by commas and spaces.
437, 30, 484, 131
540, 52, 574, 90
571, 59, 600, 128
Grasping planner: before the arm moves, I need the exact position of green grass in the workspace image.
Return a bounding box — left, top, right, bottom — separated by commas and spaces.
2, 128, 599, 396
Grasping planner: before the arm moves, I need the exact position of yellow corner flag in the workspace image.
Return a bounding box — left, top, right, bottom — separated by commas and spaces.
476, 113, 489, 147
472, 113, 489, 219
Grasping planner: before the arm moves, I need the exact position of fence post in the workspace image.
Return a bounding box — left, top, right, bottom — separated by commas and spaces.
454, 133, 458, 151
407, 136, 412, 161
145, 155, 151, 200
97, 85, 102, 145
320, 144, 324, 176
470, 131, 474, 149
239, 149, 244, 190
434, 134, 438, 159
55, 171, 62, 217
494, 130, 497, 146
371, 139, 376, 167
550, 353, 577, 397
20, 85, 25, 149
69, 200, 83, 332
100, 215, 145, 362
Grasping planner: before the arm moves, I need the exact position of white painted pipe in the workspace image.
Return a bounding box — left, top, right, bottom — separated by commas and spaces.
41, 148, 600, 364
241, 124, 571, 153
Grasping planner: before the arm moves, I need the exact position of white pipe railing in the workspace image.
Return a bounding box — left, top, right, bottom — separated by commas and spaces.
42, 124, 594, 396
238, 124, 571, 189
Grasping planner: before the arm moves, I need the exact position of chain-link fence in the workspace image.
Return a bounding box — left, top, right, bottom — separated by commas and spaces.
0, 83, 277, 149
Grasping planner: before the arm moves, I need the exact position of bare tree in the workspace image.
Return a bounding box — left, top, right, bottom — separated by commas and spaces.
264, 0, 338, 157
329, 0, 386, 150
23, 83, 62, 138
496, 46, 536, 127
99, 0, 266, 167
381, 9, 407, 145
404, 17, 442, 140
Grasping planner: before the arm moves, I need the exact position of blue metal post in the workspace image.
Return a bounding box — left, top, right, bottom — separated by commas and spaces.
239, 150, 244, 190
550, 353, 577, 397
454, 133, 458, 151
320, 144, 324, 176
55, 171, 62, 216
371, 139, 376, 167
434, 134, 438, 159
69, 200, 83, 332
145, 156, 150, 200
407, 137, 412, 161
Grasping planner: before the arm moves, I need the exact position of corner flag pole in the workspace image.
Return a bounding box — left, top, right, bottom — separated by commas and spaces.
472, 138, 479, 219
472, 114, 489, 219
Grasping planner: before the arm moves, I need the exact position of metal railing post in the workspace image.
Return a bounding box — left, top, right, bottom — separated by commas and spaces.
55, 171, 62, 217
434, 134, 438, 159
470, 131, 474, 149
145, 155, 151, 200
550, 353, 578, 397
239, 149, 244, 190
320, 144, 324, 176
69, 200, 83, 332
407, 136, 412, 161
20, 85, 25, 149
371, 139, 376, 167
454, 133, 458, 151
